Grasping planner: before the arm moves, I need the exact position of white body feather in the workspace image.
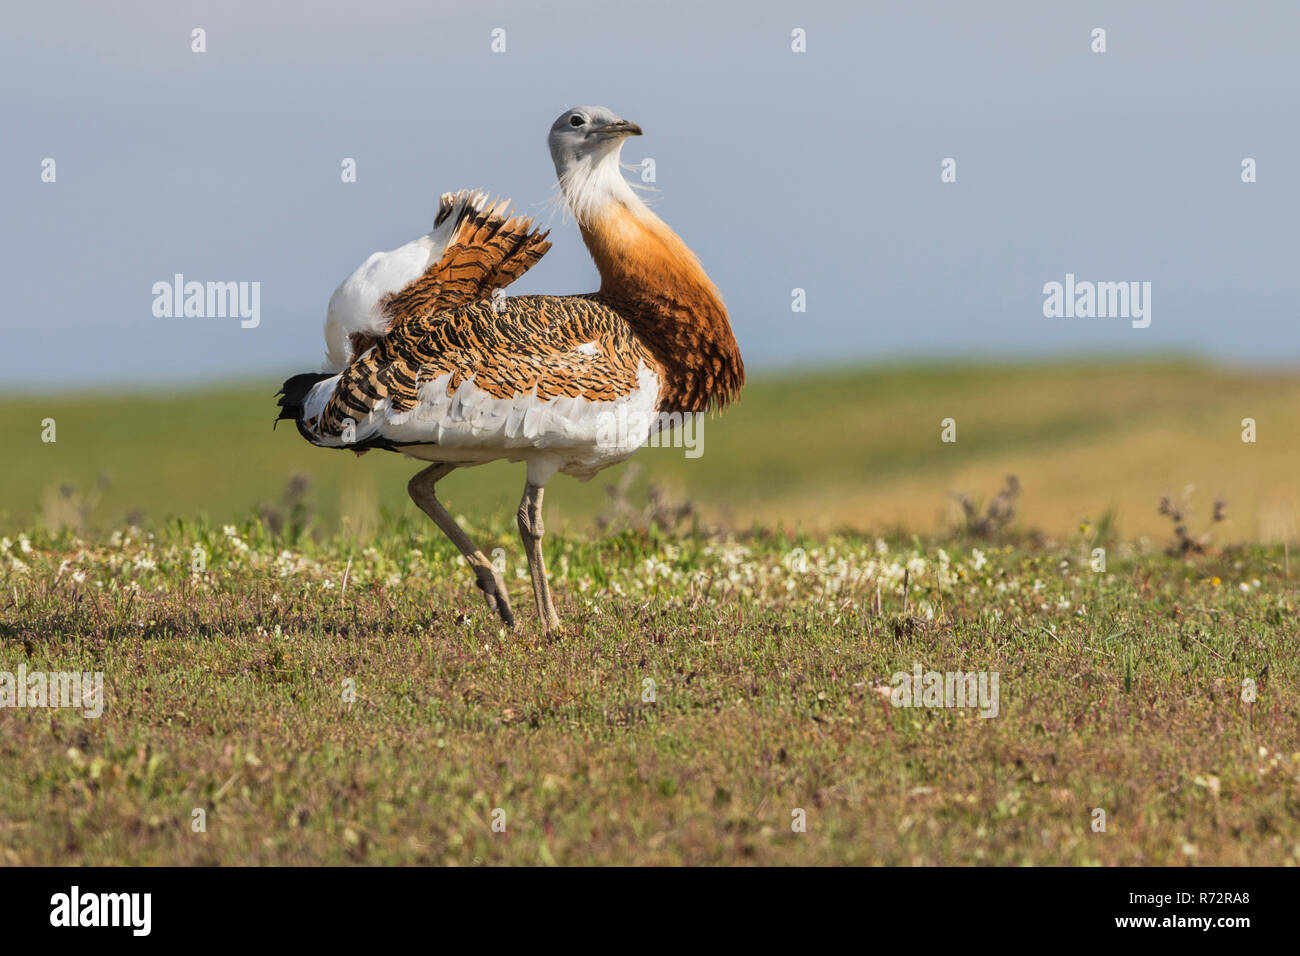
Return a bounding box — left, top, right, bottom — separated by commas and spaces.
321, 190, 491, 372
301, 362, 662, 486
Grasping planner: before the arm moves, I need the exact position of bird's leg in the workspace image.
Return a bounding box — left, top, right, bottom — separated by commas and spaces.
407, 463, 515, 628
517, 481, 561, 635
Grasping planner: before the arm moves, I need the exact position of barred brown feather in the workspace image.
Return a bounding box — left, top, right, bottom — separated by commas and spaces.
380, 198, 551, 335
311, 295, 658, 436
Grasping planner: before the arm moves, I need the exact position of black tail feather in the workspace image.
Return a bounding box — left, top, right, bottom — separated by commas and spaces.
274, 372, 333, 430
275, 370, 417, 455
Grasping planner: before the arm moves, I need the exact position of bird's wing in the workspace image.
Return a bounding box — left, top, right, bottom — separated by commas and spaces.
302, 294, 661, 451
379, 197, 552, 335
322, 190, 547, 371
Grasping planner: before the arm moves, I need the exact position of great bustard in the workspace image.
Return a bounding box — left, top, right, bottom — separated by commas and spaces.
277, 107, 744, 634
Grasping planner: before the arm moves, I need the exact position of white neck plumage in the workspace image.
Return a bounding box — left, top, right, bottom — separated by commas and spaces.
557, 148, 652, 230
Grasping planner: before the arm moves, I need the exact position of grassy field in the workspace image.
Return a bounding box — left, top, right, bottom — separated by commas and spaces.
3, 358, 1299, 542
2, 358, 1298, 865
0, 516, 1297, 865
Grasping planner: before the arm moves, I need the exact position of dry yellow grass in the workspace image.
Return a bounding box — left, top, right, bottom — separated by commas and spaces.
659, 360, 1300, 542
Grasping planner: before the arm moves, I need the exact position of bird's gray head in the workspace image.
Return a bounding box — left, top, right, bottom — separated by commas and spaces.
547, 106, 643, 180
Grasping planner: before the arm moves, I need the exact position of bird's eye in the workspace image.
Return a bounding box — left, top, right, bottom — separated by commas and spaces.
569, 114, 585, 127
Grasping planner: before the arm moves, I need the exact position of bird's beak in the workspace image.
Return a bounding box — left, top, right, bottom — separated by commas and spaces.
599, 119, 643, 138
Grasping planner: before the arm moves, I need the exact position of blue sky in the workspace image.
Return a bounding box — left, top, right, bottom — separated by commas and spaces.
2, 0, 1296, 390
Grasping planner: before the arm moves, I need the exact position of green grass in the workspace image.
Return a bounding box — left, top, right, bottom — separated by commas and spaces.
1, 516, 1297, 865
5, 357, 1300, 541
